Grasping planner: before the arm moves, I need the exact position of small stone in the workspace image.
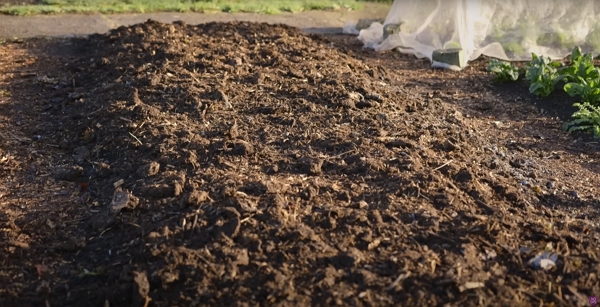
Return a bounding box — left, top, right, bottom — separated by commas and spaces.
546, 182, 555, 189
528, 252, 558, 271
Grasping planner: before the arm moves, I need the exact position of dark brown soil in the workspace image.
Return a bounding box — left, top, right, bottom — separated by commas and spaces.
0, 21, 599, 307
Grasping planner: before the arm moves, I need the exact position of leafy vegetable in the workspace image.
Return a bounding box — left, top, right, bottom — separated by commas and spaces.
525, 53, 565, 97
486, 59, 520, 82
491, 46, 600, 138
563, 102, 600, 138
559, 47, 600, 82
564, 77, 600, 105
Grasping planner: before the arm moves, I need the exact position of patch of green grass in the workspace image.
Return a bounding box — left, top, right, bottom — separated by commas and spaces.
0, 0, 363, 15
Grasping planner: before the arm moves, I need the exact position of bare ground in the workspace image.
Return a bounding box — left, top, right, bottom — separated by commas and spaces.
0, 21, 599, 307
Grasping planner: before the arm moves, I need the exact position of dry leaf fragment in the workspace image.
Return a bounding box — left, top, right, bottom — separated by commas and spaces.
459, 281, 484, 292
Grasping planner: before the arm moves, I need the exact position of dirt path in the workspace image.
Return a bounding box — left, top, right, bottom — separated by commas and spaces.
0, 3, 390, 39
0, 20, 599, 307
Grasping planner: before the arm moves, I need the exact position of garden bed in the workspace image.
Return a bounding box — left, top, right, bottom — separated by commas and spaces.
0, 21, 598, 307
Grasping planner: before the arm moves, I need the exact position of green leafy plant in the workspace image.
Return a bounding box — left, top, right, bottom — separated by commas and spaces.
525, 53, 565, 97
509, 46, 600, 138
559, 47, 600, 82
564, 77, 600, 105
563, 102, 600, 138
486, 59, 520, 82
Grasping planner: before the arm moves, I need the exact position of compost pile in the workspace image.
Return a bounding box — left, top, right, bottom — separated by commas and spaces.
1, 20, 599, 307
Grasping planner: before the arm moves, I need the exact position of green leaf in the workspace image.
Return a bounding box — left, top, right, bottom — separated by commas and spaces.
529, 82, 549, 96
549, 61, 562, 68
486, 59, 520, 82
564, 82, 584, 97
564, 102, 600, 138
525, 66, 543, 82
570, 46, 582, 62
552, 74, 567, 85
560, 66, 576, 77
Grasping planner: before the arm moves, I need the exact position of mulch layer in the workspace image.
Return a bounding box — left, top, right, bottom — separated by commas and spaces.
0, 20, 599, 307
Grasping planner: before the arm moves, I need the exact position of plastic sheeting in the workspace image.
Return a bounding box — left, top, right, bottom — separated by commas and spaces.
344, 0, 600, 69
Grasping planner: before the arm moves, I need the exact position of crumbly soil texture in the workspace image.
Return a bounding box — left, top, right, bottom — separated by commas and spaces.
1, 20, 599, 307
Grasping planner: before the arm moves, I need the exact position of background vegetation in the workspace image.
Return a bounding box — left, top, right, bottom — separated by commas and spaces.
0, 0, 393, 15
